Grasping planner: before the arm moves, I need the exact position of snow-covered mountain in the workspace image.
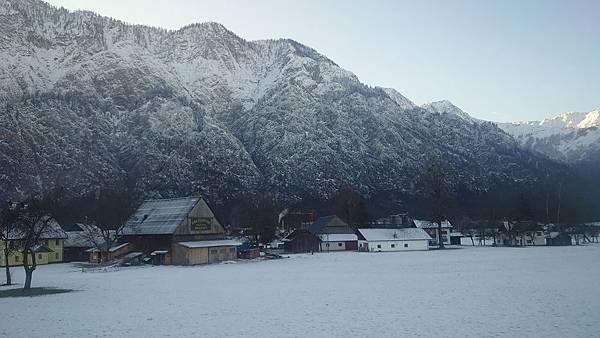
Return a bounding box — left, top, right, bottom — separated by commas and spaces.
498, 110, 600, 163
0, 0, 565, 207
421, 100, 477, 123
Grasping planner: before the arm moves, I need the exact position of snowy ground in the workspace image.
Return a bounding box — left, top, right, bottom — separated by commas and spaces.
2, 245, 599, 338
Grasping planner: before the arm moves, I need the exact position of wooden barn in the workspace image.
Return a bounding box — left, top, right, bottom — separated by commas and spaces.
121, 196, 240, 265
282, 229, 320, 253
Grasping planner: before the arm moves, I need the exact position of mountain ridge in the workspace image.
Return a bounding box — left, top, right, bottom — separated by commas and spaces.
0, 0, 572, 215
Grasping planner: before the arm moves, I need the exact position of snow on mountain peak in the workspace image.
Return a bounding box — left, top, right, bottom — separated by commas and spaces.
420, 100, 474, 122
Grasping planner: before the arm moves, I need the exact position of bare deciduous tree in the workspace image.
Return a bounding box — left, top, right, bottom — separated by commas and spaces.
0, 202, 19, 285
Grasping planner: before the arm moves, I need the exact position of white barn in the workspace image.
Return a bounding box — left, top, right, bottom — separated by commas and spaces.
357, 228, 431, 252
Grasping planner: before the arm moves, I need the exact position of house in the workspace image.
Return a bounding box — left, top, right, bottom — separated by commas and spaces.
497, 221, 546, 246
413, 220, 453, 246
1, 220, 67, 267
121, 196, 240, 265
282, 229, 320, 253
308, 215, 358, 251
357, 228, 431, 252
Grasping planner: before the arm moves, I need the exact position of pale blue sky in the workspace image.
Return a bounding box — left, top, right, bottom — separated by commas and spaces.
44, 0, 600, 122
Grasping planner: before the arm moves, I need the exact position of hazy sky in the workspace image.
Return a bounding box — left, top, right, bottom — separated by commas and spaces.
44, 0, 600, 122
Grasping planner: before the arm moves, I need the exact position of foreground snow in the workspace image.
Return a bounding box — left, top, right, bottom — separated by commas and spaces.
2, 245, 600, 337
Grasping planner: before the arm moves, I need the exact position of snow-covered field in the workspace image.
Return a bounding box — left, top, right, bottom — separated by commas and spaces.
2, 245, 599, 338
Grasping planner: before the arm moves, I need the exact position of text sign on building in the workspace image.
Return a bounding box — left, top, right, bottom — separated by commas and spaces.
191, 217, 212, 231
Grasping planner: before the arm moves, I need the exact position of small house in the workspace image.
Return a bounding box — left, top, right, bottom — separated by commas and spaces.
0, 220, 67, 267
121, 196, 240, 265
308, 215, 358, 251
413, 220, 453, 246
357, 228, 431, 252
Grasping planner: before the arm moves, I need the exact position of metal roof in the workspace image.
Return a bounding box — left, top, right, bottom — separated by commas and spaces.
358, 228, 432, 241
176, 240, 242, 248
122, 196, 200, 235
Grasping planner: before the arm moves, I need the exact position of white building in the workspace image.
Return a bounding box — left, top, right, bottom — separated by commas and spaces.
357, 228, 431, 252
413, 220, 453, 246
319, 233, 358, 251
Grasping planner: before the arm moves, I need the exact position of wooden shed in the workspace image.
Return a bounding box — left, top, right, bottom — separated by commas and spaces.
172, 240, 241, 265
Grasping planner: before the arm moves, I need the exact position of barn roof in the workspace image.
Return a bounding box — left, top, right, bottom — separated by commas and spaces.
358, 228, 432, 241
122, 197, 200, 235
308, 215, 354, 235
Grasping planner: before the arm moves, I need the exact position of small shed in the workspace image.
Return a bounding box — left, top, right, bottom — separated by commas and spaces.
357, 228, 431, 252
172, 240, 241, 265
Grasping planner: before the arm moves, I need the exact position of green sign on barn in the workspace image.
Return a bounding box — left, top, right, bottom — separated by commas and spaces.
191, 217, 212, 231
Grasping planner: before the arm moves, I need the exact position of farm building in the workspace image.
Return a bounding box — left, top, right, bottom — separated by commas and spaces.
1, 220, 67, 267
63, 223, 106, 262
121, 196, 240, 265
357, 228, 431, 252
413, 220, 453, 246
282, 229, 320, 253
308, 215, 358, 251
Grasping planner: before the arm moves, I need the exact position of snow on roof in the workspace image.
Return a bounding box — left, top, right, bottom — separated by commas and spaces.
413, 220, 452, 229
176, 240, 242, 248
151, 250, 169, 255
450, 232, 464, 237
122, 196, 200, 235
7, 219, 68, 240
358, 228, 432, 241
320, 234, 358, 242
86, 242, 130, 253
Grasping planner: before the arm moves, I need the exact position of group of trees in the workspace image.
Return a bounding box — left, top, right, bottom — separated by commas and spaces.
1, 182, 139, 289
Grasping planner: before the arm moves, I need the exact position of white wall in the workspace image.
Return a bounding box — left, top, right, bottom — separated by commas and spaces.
358, 240, 429, 252
320, 241, 346, 251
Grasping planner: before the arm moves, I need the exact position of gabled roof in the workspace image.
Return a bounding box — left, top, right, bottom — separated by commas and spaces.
7, 219, 68, 240
122, 197, 200, 235
357, 228, 432, 241
413, 220, 452, 229
308, 215, 354, 235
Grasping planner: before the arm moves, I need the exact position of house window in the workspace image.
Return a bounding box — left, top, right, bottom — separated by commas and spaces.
338, 243, 342, 247
536, 232, 543, 236
55, 239, 59, 246
55, 253, 59, 259
526, 240, 532, 244
14, 255, 19, 262
391, 244, 396, 248
325, 243, 330, 247
377, 244, 381, 249
37, 254, 42, 259
229, 248, 235, 253
404, 244, 408, 248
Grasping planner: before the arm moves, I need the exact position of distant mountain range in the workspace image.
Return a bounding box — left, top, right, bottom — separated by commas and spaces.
498, 110, 600, 164
0, 0, 590, 216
